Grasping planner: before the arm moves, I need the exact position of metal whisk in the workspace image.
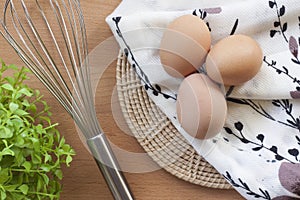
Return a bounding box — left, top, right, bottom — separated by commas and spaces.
0, 0, 133, 199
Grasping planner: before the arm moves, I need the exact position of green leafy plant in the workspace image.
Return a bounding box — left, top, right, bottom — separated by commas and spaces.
0, 60, 75, 200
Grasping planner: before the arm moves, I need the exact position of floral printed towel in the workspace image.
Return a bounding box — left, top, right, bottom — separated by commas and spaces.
106, 0, 300, 199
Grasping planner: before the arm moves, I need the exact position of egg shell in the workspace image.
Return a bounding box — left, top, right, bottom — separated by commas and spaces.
176, 74, 227, 139
206, 34, 263, 86
160, 14, 211, 78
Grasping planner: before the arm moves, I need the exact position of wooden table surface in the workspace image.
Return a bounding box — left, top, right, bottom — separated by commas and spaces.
0, 1, 243, 199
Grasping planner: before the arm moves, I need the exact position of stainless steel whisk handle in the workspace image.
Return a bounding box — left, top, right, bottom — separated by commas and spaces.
87, 134, 134, 200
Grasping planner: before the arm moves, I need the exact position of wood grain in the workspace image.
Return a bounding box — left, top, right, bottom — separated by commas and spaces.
0, 1, 243, 199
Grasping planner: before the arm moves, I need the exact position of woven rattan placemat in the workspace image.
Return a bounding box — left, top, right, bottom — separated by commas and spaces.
116, 51, 231, 189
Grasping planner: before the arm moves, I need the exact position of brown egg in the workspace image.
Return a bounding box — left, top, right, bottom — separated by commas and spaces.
176, 74, 227, 139
206, 34, 263, 85
159, 15, 211, 78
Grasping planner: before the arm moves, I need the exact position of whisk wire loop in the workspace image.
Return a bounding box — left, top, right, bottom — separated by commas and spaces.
7, 0, 99, 136
0, 1, 134, 199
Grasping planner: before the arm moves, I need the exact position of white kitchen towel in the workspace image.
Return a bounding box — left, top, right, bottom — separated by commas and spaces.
106, 0, 300, 199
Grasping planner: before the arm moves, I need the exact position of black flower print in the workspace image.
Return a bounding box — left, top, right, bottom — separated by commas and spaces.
223, 171, 271, 200
269, 0, 288, 42
224, 121, 300, 163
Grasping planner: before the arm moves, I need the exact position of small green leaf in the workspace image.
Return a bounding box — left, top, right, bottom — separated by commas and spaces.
18, 184, 29, 195
0, 190, 6, 200
29, 104, 37, 113
1, 83, 13, 91
2, 140, 8, 147
39, 116, 51, 125
9, 102, 19, 112
40, 164, 51, 172
11, 118, 23, 129
59, 137, 65, 148
62, 144, 71, 152
14, 109, 29, 116
15, 136, 25, 147
54, 169, 63, 180
0, 168, 9, 184
1, 148, 15, 157
10, 192, 24, 200
36, 177, 43, 192
44, 153, 52, 163
35, 89, 40, 96
30, 138, 40, 151
16, 173, 24, 185
22, 161, 31, 172
18, 88, 32, 97
36, 124, 44, 134
66, 155, 73, 166
4, 77, 14, 85
3, 184, 18, 191
8, 64, 18, 70
46, 134, 54, 147
0, 127, 13, 139
41, 173, 49, 185
31, 152, 42, 164
21, 99, 30, 107
14, 149, 24, 165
